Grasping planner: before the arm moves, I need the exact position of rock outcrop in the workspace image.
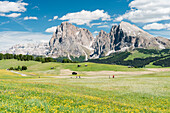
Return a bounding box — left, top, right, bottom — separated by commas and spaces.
48, 22, 94, 60
90, 21, 170, 58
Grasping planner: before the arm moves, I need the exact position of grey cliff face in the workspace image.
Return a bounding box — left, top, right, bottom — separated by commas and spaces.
91, 21, 170, 58
91, 30, 112, 58
48, 22, 94, 60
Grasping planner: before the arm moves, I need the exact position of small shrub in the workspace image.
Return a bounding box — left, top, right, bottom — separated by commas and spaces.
22, 66, 27, 70
9, 67, 13, 70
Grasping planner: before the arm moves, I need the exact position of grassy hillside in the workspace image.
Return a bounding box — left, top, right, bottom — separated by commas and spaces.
0, 59, 145, 76
124, 50, 155, 61
0, 69, 169, 112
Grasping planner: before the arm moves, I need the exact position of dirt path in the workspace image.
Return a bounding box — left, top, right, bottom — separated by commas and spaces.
60, 69, 154, 76
146, 68, 170, 72
48, 75, 114, 79
81, 71, 153, 76
10, 70, 28, 76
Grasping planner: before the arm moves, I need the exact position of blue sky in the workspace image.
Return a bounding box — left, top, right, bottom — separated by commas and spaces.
0, 0, 170, 50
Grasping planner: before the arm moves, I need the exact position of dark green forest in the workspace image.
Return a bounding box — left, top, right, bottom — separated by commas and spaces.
88, 49, 170, 67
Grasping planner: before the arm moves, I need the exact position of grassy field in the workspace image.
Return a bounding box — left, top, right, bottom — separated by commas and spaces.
0, 69, 170, 112
0, 59, 145, 76
0, 60, 170, 112
125, 50, 155, 61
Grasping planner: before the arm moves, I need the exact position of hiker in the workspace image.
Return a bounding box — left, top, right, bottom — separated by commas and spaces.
79, 76, 81, 78
113, 75, 114, 78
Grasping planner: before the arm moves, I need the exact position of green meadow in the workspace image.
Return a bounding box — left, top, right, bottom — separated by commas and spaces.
0, 59, 145, 76
124, 50, 154, 61
0, 60, 170, 112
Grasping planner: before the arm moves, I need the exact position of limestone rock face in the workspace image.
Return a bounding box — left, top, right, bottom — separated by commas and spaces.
91, 21, 170, 58
48, 22, 94, 60
91, 30, 112, 58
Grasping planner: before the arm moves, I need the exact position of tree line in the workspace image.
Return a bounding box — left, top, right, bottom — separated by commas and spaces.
153, 57, 170, 67
0, 53, 80, 63
135, 48, 170, 55
0, 53, 57, 63
9, 66, 27, 71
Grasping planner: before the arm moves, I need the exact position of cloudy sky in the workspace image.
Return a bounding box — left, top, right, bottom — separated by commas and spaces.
0, 0, 170, 50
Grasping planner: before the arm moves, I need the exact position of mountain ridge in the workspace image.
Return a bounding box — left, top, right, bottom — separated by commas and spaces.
2, 21, 170, 60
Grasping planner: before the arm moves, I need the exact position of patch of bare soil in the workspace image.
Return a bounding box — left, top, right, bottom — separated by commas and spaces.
146, 68, 170, 72
60, 69, 73, 76
81, 71, 153, 76
59, 69, 154, 76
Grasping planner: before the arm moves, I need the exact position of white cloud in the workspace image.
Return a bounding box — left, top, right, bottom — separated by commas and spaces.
24, 16, 38, 20
0, 21, 10, 26
45, 26, 57, 33
0, 31, 51, 51
48, 16, 58, 21
48, 19, 53, 21
0, 13, 21, 17
60, 9, 111, 26
0, 1, 28, 18
93, 31, 99, 34
0, 1, 28, 13
97, 25, 110, 28
32, 6, 39, 10
89, 23, 102, 27
53, 16, 58, 20
143, 23, 170, 30
115, 0, 170, 23
149, 31, 170, 39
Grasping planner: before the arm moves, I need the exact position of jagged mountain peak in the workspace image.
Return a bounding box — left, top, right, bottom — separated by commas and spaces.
61, 21, 69, 25
98, 30, 107, 37
48, 22, 94, 59
118, 21, 153, 38
91, 21, 170, 58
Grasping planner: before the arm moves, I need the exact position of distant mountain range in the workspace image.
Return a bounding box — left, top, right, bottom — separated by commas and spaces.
2, 22, 170, 60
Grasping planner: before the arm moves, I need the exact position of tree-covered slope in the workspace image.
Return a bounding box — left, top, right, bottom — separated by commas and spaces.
88, 49, 170, 68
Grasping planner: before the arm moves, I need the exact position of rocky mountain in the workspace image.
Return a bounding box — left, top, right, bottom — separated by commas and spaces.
48, 22, 94, 60
90, 21, 170, 58
2, 21, 170, 60
1, 43, 49, 56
